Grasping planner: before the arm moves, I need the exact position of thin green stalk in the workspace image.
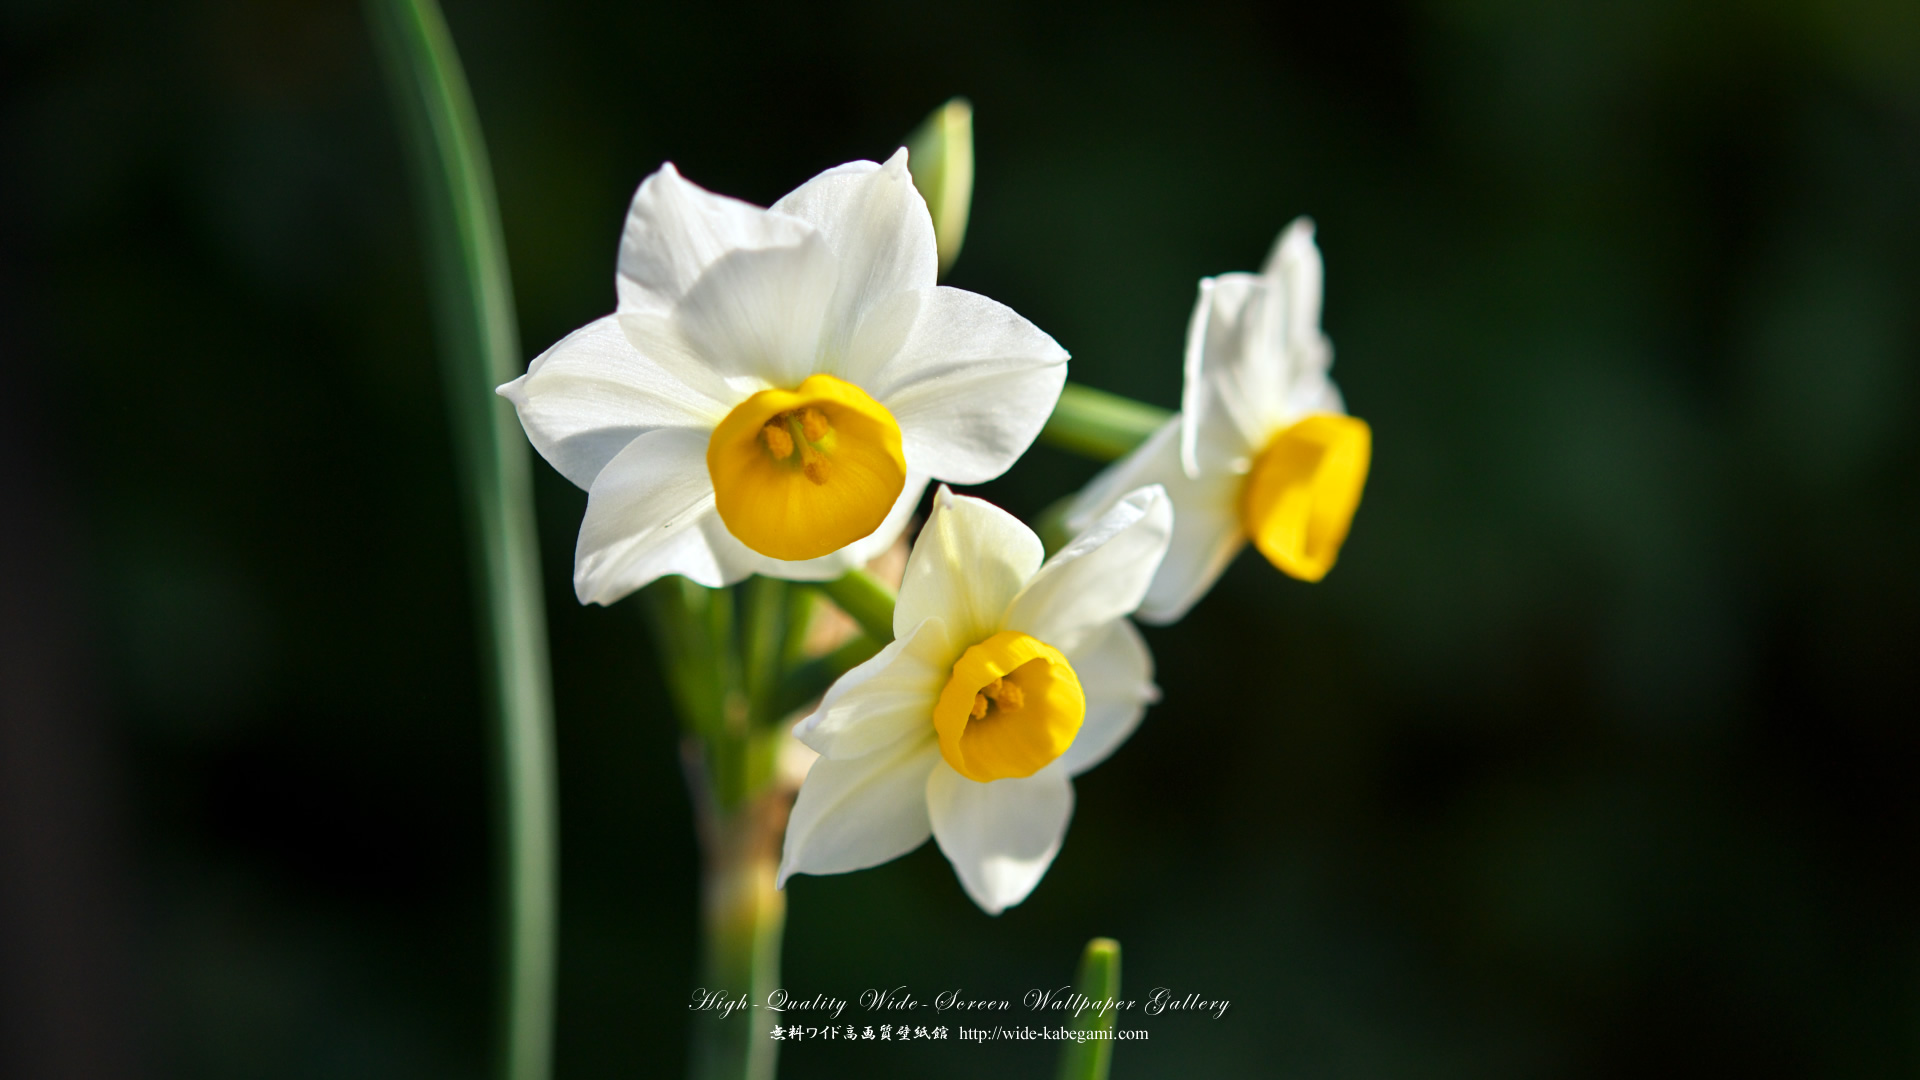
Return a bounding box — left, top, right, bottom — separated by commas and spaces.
1056, 938, 1122, 1080
774, 633, 884, 719
1041, 382, 1172, 461
645, 580, 711, 733
819, 569, 897, 643
740, 576, 789, 729
779, 585, 817, 673
366, 5, 557, 1080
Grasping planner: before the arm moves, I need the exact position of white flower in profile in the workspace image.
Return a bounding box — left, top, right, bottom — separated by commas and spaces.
778, 484, 1172, 914
1067, 218, 1370, 624
499, 152, 1068, 603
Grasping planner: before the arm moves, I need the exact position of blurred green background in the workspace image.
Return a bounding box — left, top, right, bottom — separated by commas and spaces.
4, 0, 1919, 1076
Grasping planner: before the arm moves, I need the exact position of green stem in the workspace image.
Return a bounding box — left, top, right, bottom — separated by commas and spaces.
687, 748, 788, 1080
366, 4, 557, 1080
819, 569, 897, 643
1040, 382, 1173, 461
774, 633, 884, 719
740, 577, 789, 733
668, 580, 792, 1080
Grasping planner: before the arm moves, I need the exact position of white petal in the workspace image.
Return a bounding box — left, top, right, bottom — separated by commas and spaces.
499, 315, 728, 490
927, 762, 1075, 915
1005, 486, 1171, 647
673, 232, 839, 391
834, 286, 923, 387
770, 150, 938, 362
1261, 218, 1346, 422
1139, 493, 1244, 623
1055, 619, 1158, 776
1070, 418, 1246, 626
894, 486, 1042, 646
778, 732, 941, 887
705, 473, 930, 584
610, 311, 748, 410
615, 162, 815, 314
1260, 217, 1331, 376
573, 427, 741, 601
1180, 273, 1276, 476
866, 287, 1069, 484
1064, 415, 1181, 535
793, 616, 956, 760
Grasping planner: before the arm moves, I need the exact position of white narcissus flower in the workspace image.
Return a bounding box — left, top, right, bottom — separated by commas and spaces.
778, 484, 1172, 914
499, 151, 1068, 604
1067, 217, 1371, 624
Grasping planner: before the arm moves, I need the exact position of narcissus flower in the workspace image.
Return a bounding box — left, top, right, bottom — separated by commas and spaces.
500, 151, 1068, 603
1067, 218, 1370, 623
779, 485, 1172, 914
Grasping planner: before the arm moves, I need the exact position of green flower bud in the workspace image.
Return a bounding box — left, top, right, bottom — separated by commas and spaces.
906, 97, 974, 278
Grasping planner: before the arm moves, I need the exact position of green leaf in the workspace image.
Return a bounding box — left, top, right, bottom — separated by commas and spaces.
365, 3, 557, 1080
1041, 383, 1173, 461
1056, 937, 1123, 1080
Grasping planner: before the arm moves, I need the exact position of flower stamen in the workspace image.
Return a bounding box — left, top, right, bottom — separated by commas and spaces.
800, 406, 831, 443
758, 409, 837, 484
969, 676, 1026, 720
798, 440, 831, 485
759, 421, 795, 459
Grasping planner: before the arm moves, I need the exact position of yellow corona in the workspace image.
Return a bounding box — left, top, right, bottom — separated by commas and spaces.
1239, 414, 1371, 583
707, 374, 908, 562
932, 631, 1085, 783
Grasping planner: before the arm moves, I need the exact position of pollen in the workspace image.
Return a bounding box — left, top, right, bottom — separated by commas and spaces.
993, 680, 1024, 710
800, 406, 831, 442
970, 676, 1027, 721
799, 445, 831, 485
759, 421, 795, 459
759, 405, 836, 476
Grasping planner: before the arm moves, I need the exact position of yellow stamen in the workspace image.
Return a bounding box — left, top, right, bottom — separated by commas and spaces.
967, 676, 1025, 722
759, 422, 795, 459
707, 374, 907, 562
800, 406, 831, 443
934, 631, 1084, 783
993, 680, 1024, 711
799, 443, 830, 485
1239, 413, 1371, 582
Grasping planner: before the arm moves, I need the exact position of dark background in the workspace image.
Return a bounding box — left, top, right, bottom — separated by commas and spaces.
4, 0, 1919, 1076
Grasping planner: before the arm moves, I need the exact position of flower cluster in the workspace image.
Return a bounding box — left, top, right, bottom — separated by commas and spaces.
505, 152, 1369, 914
500, 150, 1066, 603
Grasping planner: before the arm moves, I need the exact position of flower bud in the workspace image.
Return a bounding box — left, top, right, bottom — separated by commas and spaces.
906, 97, 973, 278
